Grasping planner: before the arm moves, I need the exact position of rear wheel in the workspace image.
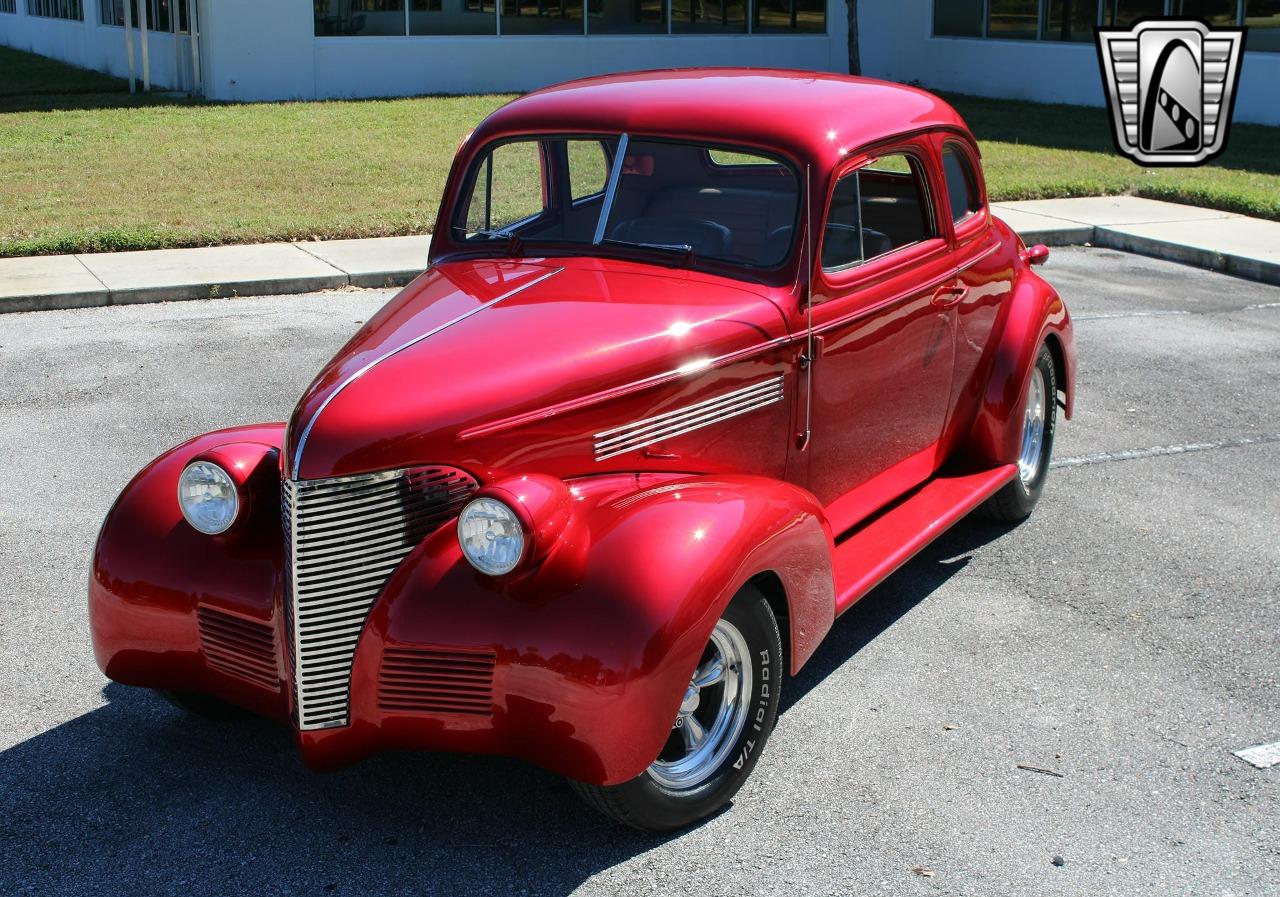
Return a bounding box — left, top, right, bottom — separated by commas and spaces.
159, 689, 252, 721
981, 343, 1058, 522
571, 584, 783, 831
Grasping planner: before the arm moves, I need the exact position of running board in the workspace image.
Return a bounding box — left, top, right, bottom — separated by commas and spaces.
832, 464, 1018, 617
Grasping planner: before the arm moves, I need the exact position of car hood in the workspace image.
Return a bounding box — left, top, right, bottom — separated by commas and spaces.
285, 257, 791, 480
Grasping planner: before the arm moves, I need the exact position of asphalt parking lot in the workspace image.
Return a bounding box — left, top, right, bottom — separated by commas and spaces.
1, 247, 1277, 896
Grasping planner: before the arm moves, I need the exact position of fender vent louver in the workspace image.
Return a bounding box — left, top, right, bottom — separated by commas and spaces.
378, 647, 496, 716
197, 606, 279, 691
282, 466, 479, 731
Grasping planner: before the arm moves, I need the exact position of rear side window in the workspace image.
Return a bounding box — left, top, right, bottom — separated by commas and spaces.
464, 140, 546, 234
941, 144, 982, 223
822, 152, 934, 271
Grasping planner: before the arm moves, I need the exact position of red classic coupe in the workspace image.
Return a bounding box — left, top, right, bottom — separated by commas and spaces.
90, 69, 1075, 831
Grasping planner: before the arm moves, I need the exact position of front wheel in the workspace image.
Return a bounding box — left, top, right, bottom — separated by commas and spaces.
981, 342, 1058, 522
571, 584, 783, 831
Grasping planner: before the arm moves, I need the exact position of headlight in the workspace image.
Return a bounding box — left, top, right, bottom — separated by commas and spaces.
457, 497, 526, 576
178, 461, 240, 535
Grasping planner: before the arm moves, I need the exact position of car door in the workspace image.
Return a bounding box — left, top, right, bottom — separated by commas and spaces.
803, 141, 957, 532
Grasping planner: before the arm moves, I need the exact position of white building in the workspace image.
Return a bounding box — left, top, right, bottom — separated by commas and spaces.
0, 0, 1276, 125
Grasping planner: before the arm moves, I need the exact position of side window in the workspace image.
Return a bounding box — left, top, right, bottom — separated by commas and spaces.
941, 144, 982, 223
464, 140, 546, 234
567, 139, 609, 202
822, 152, 934, 271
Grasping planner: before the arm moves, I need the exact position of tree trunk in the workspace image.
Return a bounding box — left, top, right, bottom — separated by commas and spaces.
847, 0, 860, 76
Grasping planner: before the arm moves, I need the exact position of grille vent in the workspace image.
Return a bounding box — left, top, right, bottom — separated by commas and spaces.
378, 647, 496, 716
283, 465, 479, 730
197, 606, 279, 691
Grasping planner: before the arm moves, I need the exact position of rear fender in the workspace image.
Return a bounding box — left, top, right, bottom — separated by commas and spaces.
968, 269, 1074, 468
323, 473, 836, 785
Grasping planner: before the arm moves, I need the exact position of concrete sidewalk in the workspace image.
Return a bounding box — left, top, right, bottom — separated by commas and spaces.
2, 197, 1278, 313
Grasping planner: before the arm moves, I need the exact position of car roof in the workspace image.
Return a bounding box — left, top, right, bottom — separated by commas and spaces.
474, 68, 973, 170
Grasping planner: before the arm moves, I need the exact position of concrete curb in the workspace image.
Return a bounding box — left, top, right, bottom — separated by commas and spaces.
1012, 224, 1280, 288
2, 201, 1277, 314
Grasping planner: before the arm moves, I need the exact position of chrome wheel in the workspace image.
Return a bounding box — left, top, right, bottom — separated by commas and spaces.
1018, 366, 1047, 486
649, 618, 753, 791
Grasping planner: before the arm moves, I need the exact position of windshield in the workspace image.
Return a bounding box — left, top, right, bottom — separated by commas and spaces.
452, 134, 800, 270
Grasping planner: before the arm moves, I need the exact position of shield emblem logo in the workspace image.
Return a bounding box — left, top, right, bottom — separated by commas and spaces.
1096, 19, 1246, 166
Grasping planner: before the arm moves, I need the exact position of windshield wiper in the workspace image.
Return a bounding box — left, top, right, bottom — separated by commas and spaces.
601, 239, 696, 266
469, 229, 523, 256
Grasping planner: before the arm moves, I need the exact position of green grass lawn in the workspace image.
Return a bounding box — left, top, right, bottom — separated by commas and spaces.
1, 46, 1277, 258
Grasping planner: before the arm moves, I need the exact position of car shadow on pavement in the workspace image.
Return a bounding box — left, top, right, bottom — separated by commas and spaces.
783, 517, 1016, 713
0, 519, 1016, 897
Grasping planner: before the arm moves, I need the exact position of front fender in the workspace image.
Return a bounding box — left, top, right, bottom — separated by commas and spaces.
88, 423, 289, 721
305, 473, 835, 785
968, 269, 1075, 468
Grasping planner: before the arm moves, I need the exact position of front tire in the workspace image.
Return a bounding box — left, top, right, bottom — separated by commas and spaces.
981, 343, 1058, 522
571, 584, 783, 831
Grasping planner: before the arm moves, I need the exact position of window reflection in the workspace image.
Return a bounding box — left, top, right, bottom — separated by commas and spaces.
587, 0, 665, 33
754, 0, 825, 32
1246, 0, 1280, 52
987, 0, 1038, 39
500, 0, 584, 33
410, 0, 497, 34
315, 0, 407, 35
1041, 0, 1093, 41
672, 0, 746, 33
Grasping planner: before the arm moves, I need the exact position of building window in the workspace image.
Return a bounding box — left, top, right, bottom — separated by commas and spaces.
1101, 0, 1164, 26
1245, 0, 1280, 51
587, 0, 665, 33
1168, 0, 1237, 26
318, 0, 825, 34
987, 0, 1037, 39
0, 0, 15, 13
1042, 0, 1094, 41
102, 0, 189, 32
934, 1, 1278, 51
411, 0, 497, 34
754, 0, 826, 32
672, 0, 747, 32
500, 0, 585, 34
28, 0, 84, 19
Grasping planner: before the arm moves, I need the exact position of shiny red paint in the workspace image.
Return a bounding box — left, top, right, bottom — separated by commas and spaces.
89, 70, 1075, 787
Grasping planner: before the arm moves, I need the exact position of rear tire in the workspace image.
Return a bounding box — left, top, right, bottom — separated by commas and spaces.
571, 584, 783, 831
159, 689, 253, 721
981, 343, 1058, 522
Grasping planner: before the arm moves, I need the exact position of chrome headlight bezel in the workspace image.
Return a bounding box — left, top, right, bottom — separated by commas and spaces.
177, 460, 240, 535
457, 496, 527, 576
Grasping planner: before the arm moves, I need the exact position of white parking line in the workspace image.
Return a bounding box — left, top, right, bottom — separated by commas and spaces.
1073, 310, 1192, 321
1233, 741, 1280, 769
1051, 433, 1280, 469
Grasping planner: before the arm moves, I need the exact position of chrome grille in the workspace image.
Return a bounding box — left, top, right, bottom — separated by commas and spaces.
282, 466, 479, 730
593, 375, 785, 461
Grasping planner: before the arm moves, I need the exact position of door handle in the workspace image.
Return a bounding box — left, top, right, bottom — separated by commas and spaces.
931, 284, 968, 308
